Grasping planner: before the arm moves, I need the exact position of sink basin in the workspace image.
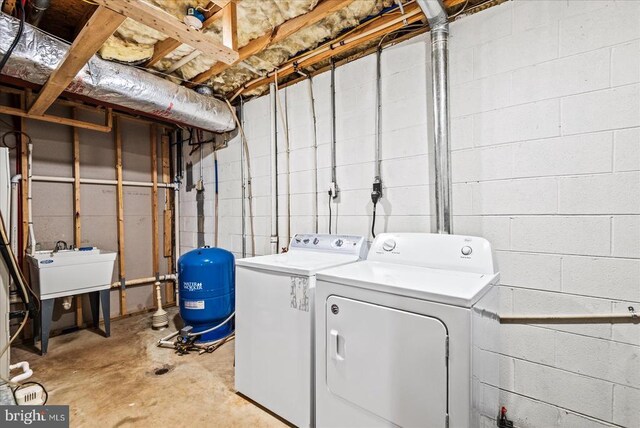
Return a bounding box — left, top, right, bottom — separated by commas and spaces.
27, 248, 117, 299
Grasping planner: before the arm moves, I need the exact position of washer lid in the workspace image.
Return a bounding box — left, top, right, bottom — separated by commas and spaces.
316, 261, 498, 307
236, 251, 362, 276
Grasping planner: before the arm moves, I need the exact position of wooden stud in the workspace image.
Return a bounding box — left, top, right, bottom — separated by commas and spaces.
28, 6, 127, 116
92, 0, 238, 64
144, 4, 223, 68
161, 134, 171, 184
162, 130, 175, 304
114, 117, 126, 316
221, 1, 238, 51
72, 108, 83, 327
211, 0, 232, 7
0, 105, 112, 133
19, 95, 29, 272
189, 0, 355, 85
150, 125, 159, 293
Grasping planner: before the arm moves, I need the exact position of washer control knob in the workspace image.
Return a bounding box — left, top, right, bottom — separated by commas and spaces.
303, 238, 310, 244
461, 246, 473, 256
334, 239, 343, 247
313, 238, 319, 245
382, 239, 396, 252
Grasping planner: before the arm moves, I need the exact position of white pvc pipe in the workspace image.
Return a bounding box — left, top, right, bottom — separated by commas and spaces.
10, 174, 20, 257
9, 361, 33, 383
32, 175, 174, 188
61, 296, 73, 310
27, 143, 35, 255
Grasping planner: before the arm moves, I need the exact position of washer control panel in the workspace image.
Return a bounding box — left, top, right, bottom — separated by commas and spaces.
368, 233, 496, 275
290, 234, 367, 257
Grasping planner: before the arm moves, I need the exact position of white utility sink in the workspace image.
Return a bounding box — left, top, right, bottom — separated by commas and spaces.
27, 248, 117, 300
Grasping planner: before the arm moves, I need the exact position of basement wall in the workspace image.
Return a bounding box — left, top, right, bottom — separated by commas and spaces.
0, 106, 171, 332
179, 1, 640, 426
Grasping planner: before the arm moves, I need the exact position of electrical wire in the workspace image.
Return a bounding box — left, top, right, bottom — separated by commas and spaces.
0, 312, 28, 385
371, 203, 377, 238
450, 0, 470, 18
1, 131, 30, 150
224, 98, 256, 257
0, 0, 26, 74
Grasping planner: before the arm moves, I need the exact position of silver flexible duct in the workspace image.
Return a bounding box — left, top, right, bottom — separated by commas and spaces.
417, 0, 452, 234
0, 14, 235, 133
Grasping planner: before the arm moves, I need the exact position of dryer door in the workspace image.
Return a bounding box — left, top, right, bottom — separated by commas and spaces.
325, 296, 448, 427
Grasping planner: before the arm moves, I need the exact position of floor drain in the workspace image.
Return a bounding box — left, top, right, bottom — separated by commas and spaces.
154, 367, 169, 376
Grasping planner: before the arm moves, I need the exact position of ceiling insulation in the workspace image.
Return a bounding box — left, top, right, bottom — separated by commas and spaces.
98, 0, 395, 96
8, 0, 498, 101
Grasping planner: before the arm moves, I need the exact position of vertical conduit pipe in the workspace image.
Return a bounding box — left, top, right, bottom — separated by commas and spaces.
330, 60, 338, 197
269, 83, 279, 254
307, 77, 319, 234
240, 98, 247, 258
374, 48, 383, 184
417, 0, 452, 234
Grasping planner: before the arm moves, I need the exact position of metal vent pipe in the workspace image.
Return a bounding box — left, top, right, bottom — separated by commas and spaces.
0, 14, 235, 133
417, 0, 452, 234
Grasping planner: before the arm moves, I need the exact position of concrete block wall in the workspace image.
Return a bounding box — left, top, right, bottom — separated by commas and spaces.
180, 1, 639, 426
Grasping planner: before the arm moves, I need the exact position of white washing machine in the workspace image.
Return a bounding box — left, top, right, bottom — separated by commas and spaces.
315, 233, 500, 428
235, 233, 367, 428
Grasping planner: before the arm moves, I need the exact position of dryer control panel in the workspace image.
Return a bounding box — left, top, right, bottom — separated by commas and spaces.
368, 233, 496, 275
290, 234, 367, 258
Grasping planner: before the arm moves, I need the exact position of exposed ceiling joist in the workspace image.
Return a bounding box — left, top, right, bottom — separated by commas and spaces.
92, 0, 239, 65
212, 0, 233, 7
145, 38, 182, 68
222, 1, 238, 51
234, 2, 424, 98
188, 0, 356, 86
144, 2, 225, 68
28, 6, 126, 116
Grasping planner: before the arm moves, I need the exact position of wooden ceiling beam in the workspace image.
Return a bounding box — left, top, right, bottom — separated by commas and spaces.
222, 1, 238, 51
145, 3, 225, 68
188, 0, 356, 86
28, 6, 126, 116
145, 38, 183, 68
92, 0, 239, 65
234, 2, 424, 98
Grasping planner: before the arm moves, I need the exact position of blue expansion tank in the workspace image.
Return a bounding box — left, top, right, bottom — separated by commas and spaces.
178, 247, 235, 342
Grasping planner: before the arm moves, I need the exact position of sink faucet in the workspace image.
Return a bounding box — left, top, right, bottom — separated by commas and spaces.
54, 241, 68, 253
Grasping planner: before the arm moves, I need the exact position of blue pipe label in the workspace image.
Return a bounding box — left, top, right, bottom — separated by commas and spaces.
184, 300, 205, 310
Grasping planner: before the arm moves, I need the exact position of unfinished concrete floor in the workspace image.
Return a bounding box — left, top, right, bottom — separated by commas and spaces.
12, 308, 288, 428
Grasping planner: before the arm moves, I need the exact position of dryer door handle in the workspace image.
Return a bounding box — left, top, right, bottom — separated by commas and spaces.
330, 329, 345, 361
